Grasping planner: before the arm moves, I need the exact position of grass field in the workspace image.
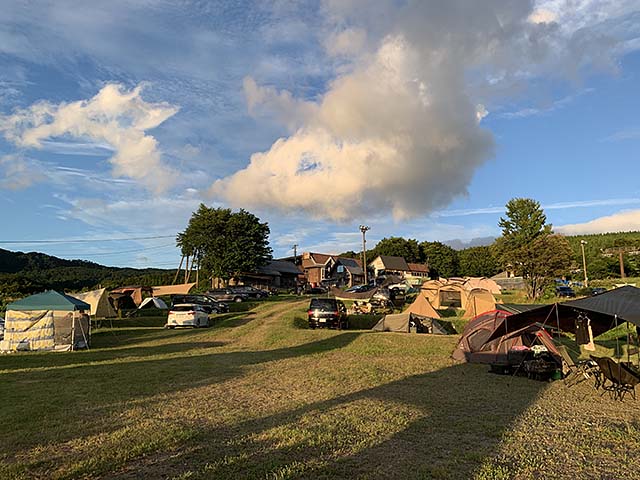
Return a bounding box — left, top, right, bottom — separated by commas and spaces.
1, 299, 639, 479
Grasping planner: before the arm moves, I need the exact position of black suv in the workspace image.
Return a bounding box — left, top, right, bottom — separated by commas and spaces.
228, 286, 270, 299
171, 294, 229, 314
555, 286, 576, 298
307, 298, 348, 329
206, 289, 248, 303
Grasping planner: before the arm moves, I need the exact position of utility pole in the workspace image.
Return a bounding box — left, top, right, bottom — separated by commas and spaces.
602, 246, 639, 279
359, 225, 370, 285
580, 240, 588, 287
292, 244, 298, 265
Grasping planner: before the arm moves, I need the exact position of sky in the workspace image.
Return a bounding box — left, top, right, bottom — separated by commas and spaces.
0, 0, 639, 268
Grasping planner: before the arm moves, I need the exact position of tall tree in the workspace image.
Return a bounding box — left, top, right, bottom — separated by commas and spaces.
420, 241, 459, 278
177, 204, 272, 284
458, 246, 498, 277
494, 198, 569, 298
371, 237, 423, 263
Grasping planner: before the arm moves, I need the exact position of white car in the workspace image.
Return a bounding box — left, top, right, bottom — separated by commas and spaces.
166, 304, 210, 328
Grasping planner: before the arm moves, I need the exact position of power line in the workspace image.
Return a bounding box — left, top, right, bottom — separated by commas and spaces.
0, 235, 175, 245
52, 244, 177, 257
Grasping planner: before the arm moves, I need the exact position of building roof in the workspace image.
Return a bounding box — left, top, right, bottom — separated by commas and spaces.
372, 255, 409, 271
7, 290, 91, 312
407, 262, 430, 273
259, 259, 302, 276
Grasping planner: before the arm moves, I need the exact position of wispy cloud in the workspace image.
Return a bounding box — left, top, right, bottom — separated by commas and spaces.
0, 83, 179, 193
436, 197, 640, 217
601, 126, 640, 142
499, 88, 595, 119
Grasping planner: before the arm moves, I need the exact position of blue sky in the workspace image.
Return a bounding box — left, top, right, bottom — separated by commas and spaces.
0, 0, 639, 268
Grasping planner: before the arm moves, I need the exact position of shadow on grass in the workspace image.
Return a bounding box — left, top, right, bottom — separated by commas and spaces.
112, 363, 548, 480
0, 331, 363, 456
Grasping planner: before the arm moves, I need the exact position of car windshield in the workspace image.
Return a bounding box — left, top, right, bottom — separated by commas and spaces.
310, 299, 336, 310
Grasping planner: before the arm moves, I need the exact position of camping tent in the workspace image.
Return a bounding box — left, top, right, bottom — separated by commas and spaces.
372, 312, 448, 334
137, 297, 168, 310
461, 289, 499, 319
403, 293, 440, 318
0, 290, 91, 352
463, 277, 502, 294
452, 310, 560, 364
73, 288, 117, 318
433, 284, 469, 310
109, 286, 152, 307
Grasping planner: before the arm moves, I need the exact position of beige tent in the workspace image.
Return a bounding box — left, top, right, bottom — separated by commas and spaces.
151, 283, 196, 297
372, 312, 448, 334
403, 293, 440, 319
433, 284, 469, 310
463, 277, 502, 294
421, 280, 445, 305
461, 288, 499, 319
74, 288, 117, 318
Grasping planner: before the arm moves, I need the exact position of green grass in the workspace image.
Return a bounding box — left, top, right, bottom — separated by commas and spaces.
1, 299, 639, 479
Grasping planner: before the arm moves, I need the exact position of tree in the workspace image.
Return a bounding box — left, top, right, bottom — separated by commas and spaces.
494, 198, 569, 299
420, 241, 458, 278
526, 235, 573, 299
458, 246, 498, 277
370, 237, 422, 263
177, 204, 272, 284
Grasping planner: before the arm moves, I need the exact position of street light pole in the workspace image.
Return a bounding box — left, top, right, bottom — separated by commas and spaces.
580, 240, 588, 288
359, 225, 370, 285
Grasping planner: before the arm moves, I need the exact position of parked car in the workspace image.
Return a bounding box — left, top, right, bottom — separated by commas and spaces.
304, 286, 326, 295
307, 297, 348, 329
591, 287, 607, 296
228, 286, 270, 299
555, 286, 576, 298
171, 294, 229, 313
206, 289, 248, 303
166, 304, 210, 328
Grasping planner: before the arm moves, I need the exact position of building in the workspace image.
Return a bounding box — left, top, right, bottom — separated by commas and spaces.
301, 252, 364, 287
369, 255, 430, 283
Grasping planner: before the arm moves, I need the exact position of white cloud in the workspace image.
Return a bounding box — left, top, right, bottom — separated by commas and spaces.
0, 83, 179, 192
213, 34, 494, 221
602, 126, 640, 142
557, 209, 640, 235
0, 154, 46, 190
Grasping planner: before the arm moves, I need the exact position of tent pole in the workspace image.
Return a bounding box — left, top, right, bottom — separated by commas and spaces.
79, 313, 90, 350
626, 321, 630, 364
184, 255, 190, 283
71, 314, 75, 352
615, 314, 619, 359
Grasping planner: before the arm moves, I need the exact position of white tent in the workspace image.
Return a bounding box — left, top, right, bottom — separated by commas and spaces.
137, 297, 168, 310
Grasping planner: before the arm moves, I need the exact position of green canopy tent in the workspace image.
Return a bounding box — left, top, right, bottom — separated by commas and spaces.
1, 290, 91, 352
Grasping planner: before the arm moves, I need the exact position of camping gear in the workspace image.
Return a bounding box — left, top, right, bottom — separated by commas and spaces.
1, 290, 91, 352
137, 297, 168, 310
73, 288, 117, 318
372, 312, 448, 334
452, 310, 561, 367
590, 355, 640, 401
556, 345, 599, 387
109, 286, 153, 307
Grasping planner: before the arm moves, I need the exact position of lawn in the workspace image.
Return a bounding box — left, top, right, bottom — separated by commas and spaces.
1, 299, 639, 479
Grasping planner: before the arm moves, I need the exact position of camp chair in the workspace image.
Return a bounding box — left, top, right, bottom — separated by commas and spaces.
590, 356, 640, 401
557, 345, 598, 387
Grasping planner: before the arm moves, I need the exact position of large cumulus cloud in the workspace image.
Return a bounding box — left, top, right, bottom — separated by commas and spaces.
211, 0, 631, 221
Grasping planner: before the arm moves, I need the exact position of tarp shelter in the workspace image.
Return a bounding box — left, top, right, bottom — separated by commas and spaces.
330, 286, 378, 301
151, 283, 196, 297
137, 297, 168, 310
0, 290, 91, 352
486, 286, 640, 343
372, 312, 448, 334
461, 289, 499, 319
403, 293, 440, 319
73, 288, 116, 318
452, 310, 560, 364
110, 286, 152, 307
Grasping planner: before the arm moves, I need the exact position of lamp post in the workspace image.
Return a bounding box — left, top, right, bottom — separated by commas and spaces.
359, 225, 370, 285
580, 240, 588, 288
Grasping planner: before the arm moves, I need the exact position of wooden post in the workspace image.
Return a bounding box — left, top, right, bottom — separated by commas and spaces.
184, 255, 190, 283
173, 255, 185, 285
619, 252, 626, 278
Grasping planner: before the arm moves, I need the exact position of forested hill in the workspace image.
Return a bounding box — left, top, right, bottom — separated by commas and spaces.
0, 248, 176, 302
